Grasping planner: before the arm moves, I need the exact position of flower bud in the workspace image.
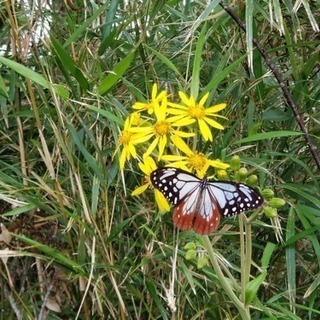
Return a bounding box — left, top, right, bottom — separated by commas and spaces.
217, 170, 228, 180
185, 249, 197, 260
230, 155, 241, 170
236, 167, 248, 181
268, 198, 286, 208
246, 175, 258, 187
184, 242, 196, 250
264, 206, 278, 218
197, 256, 208, 269
261, 189, 274, 200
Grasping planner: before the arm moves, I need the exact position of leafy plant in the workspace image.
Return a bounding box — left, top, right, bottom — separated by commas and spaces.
0, 1, 319, 319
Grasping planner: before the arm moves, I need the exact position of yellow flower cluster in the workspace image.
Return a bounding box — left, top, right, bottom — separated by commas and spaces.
114, 83, 229, 209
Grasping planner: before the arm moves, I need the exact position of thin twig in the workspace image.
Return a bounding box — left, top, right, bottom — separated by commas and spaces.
219, 1, 320, 170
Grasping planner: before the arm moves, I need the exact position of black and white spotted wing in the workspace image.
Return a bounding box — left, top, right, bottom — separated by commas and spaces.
150, 167, 264, 234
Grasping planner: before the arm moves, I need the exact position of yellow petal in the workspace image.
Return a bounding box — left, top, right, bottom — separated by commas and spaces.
206, 103, 227, 113
179, 92, 192, 106
171, 117, 195, 127
132, 183, 149, 196
167, 103, 187, 110
199, 119, 212, 141
133, 133, 154, 144
145, 156, 157, 170
151, 83, 158, 99
204, 116, 225, 130
165, 161, 189, 171
119, 149, 126, 169
208, 160, 230, 169
161, 154, 186, 161
155, 190, 170, 212
199, 92, 209, 107
129, 144, 137, 158
144, 137, 158, 157
171, 135, 193, 156
158, 136, 167, 159
166, 115, 185, 123
174, 130, 195, 138
132, 102, 148, 110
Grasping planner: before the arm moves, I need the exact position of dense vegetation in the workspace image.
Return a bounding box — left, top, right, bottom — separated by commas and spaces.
0, 1, 319, 319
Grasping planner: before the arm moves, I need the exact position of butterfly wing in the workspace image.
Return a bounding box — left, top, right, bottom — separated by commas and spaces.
174, 186, 221, 234
150, 167, 201, 205
150, 167, 264, 235
207, 182, 264, 218
151, 168, 221, 234
150, 168, 202, 231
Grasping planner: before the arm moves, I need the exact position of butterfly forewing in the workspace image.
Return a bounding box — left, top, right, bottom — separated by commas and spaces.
150, 168, 201, 205
207, 182, 264, 218
150, 167, 264, 234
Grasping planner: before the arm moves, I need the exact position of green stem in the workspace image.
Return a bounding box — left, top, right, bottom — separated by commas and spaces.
202, 235, 250, 320
239, 214, 246, 304
240, 214, 253, 313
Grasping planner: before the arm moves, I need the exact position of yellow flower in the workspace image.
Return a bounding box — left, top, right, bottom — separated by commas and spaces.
132, 83, 167, 114
132, 156, 170, 211
161, 136, 229, 178
168, 92, 227, 141
131, 95, 194, 160
115, 115, 150, 169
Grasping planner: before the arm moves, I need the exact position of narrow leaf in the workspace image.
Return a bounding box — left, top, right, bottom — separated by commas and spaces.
98, 52, 135, 95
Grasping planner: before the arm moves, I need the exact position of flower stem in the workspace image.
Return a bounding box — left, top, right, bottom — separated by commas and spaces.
202, 235, 250, 320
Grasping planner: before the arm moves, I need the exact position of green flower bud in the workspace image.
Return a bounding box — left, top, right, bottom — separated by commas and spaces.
217, 170, 228, 180
236, 167, 248, 181
230, 155, 241, 170
184, 242, 196, 250
268, 198, 286, 208
185, 249, 197, 260
197, 256, 208, 269
246, 174, 258, 187
261, 189, 274, 200
264, 206, 278, 218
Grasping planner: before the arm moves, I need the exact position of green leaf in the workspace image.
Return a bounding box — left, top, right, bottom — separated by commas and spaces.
282, 184, 320, 208
146, 280, 168, 320
0, 56, 66, 98
144, 44, 182, 78
67, 123, 104, 180
245, 272, 267, 304
98, 51, 135, 95
237, 131, 302, 143
50, 35, 89, 91
12, 234, 85, 274
86, 104, 124, 126
286, 207, 297, 306
285, 225, 320, 246
2, 203, 37, 217
63, 2, 109, 48
261, 242, 277, 269
0, 56, 49, 88
191, 22, 207, 99
203, 55, 246, 95
0, 72, 9, 98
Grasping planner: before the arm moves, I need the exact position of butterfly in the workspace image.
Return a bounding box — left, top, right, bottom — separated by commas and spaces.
150, 167, 264, 234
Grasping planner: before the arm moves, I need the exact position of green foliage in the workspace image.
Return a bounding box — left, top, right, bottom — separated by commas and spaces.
0, 1, 319, 319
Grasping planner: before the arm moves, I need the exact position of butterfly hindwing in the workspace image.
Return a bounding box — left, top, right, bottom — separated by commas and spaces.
150, 167, 264, 234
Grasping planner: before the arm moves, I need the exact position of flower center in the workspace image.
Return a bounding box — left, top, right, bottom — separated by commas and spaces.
188, 153, 206, 170
187, 104, 206, 119
154, 120, 172, 136
118, 130, 132, 145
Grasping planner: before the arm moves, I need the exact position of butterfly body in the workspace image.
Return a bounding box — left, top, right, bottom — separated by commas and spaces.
150, 167, 264, 234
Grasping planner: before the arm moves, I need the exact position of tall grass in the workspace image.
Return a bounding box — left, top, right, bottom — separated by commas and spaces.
0, 1, 319, 319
